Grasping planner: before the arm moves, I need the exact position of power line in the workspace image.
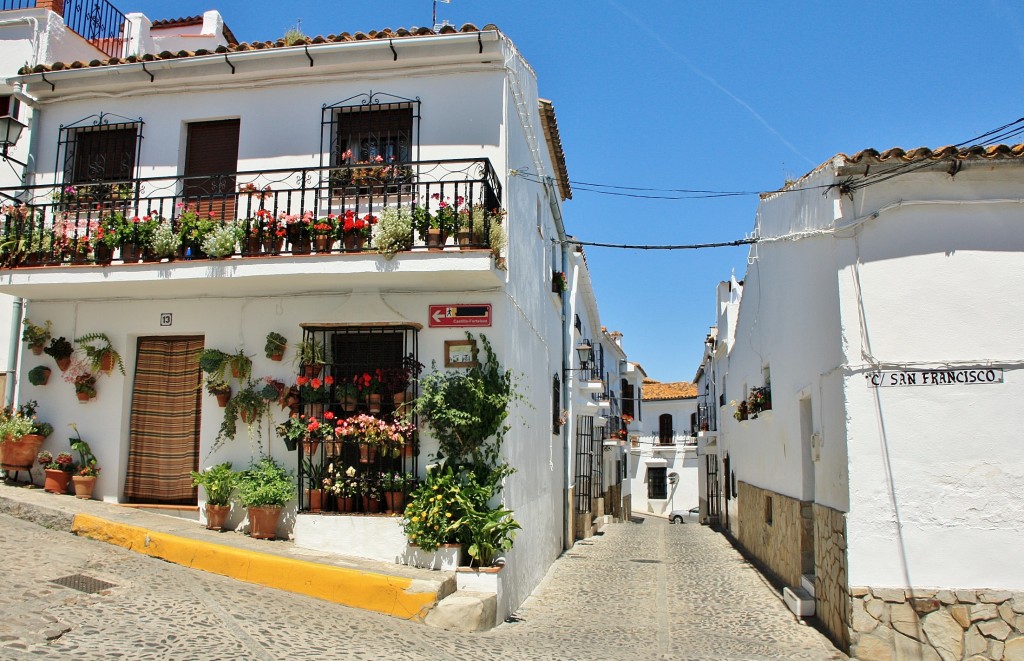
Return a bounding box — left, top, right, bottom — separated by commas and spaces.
511, 170, 831, 200
559, 238, 757, 251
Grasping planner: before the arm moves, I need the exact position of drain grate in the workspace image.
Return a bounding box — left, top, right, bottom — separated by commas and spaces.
50, 574, 116, 594
630, 559, 661, 564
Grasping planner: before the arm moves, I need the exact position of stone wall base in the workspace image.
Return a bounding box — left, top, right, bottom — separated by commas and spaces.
851, 587, 1024, 661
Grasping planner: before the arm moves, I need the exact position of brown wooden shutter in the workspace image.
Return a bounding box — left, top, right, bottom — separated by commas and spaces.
184, 119, 240, 219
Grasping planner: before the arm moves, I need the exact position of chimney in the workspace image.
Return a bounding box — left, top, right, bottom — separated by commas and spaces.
35, 0, 64, 17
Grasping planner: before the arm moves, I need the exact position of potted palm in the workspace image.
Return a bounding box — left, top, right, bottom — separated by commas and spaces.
236, 455, 294, 539
75, 332, 125, 375
191, 462, 237, 530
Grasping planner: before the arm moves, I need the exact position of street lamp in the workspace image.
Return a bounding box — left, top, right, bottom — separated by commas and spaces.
575, 341, 593, 366
0, 112, 27, 167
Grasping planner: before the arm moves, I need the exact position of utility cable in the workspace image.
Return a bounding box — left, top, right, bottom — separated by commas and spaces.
557, 238, 757, 251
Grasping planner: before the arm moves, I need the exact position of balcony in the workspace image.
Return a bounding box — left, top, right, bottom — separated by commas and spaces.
2, 0, 131, 59
647, 432, 698, 453
0, 159, 504, 299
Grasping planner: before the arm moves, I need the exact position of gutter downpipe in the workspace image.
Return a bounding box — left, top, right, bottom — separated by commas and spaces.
4, 298, 23, 409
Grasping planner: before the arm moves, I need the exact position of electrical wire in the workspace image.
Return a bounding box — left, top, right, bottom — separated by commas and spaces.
558, 238, 757, 251
511, 170, 832, 200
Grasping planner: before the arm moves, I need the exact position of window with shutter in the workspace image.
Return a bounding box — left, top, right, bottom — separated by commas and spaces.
184, 119, 240, 219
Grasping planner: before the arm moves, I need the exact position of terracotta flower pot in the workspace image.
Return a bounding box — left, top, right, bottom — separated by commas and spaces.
98, 351, 116, 374
343, 234, 366, 252
215, 388, 231, 407
362, 496, 381, 514
339, 496, 355, 513
0, 434, 46, 471
269, 352, 284, 362
367, 393, 382, 414
358, 443, 377, 464
301, 440, 321, 457
425, 228, 445, 250
307, 488, 324, 513
44, 468, 71, 494
77, 391, 94, 402
247, 505, 283, 539
30, 345, 44, 356
302, 364, 323, 378
56, 356, 72, 372
72, 475, 97, 499
205, 503, 231, 531
384, 491, 405, 514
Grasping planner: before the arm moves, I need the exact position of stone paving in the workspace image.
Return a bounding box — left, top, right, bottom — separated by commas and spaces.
0, 509, 846, 660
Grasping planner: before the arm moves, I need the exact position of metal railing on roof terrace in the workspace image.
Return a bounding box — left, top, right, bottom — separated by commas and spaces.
1, 1, 36, 11
0, 159, 503, 267
63, 0, 132, 59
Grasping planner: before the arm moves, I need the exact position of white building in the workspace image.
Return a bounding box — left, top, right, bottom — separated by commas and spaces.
0, 2, 595, 624
700, 144, 1024, 657
628, 379, 698, 519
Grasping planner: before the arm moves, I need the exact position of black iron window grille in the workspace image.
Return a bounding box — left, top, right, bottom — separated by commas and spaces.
56, 112, 142, 208
647, 467, 667, 500
294, 324, 419, 515
552, 373, 561, 434
574, 415, 594, 514
321, 92, 420, 197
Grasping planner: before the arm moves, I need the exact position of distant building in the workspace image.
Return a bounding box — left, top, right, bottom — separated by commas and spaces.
628, 378, 698, 518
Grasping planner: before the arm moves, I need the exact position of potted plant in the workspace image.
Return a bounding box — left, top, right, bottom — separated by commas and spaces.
44, 336, 74, 371
340, 209, 376, 251
176, 203, 218, 259
21, 318, 52, 355
552, 270, 567, 294
379, 354, 424, 406
360, 475, 382, 513
191, 462, 237, 530
75, 332, 125, 375
0, 404, 45, 473
206, 377, 232, 407
401, 464, 468, 555
201, 220, 241, 258
310, 214, 337, 253
265, 332, 287, 361
217, 378, 278, 448
465, 506, 521, 568
28, 365, 52, 386
302, 457, 326, 512
374, 206, 413, 259
380, 471, 417, 514
294, 338, 325, 377
70, 429, 100, 499
275, 413, 307, 451
354, 370, 383, 413
38, 450, 76, 494
295, 374, 333, 417
336, 381, 359, 412
226, 349, 252, 381
236, 455, 295, 539
322, 464, 357, 512
199, 348, 230, 385
150, 218, 179, 261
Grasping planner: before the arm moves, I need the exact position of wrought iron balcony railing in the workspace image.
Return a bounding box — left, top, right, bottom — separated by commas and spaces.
1, 1, 131, 59
0, 159, 503, 268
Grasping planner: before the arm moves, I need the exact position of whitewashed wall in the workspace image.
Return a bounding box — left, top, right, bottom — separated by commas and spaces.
833, 165, 1024, 590
629, 396, 699, 517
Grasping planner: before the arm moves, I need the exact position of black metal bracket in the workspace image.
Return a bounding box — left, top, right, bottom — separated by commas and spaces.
478, 32, 483, 54
389, 39, 398, 61
304, 45, 314, 67
224, 54, 235, 74
40, 72, 55, 92
141, 62, 154, 82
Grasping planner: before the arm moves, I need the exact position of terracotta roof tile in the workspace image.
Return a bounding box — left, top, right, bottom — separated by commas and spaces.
538, 99, 571, 201
20, 23, 497, 75
642, 380, 697, 401
842, 143, 1024, 164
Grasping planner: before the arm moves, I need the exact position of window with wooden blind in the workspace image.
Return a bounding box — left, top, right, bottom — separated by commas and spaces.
183, 119, 240, 218
621, 379, 635, 418
69, 126, 138, 185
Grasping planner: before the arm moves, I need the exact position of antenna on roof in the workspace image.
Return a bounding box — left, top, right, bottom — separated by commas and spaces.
433, 0, 452, 31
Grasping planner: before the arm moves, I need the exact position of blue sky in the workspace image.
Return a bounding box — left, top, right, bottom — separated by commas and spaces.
125, 0, 1024, 382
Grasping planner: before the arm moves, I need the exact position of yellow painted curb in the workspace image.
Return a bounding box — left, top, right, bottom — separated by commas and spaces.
71, 513, 437, 620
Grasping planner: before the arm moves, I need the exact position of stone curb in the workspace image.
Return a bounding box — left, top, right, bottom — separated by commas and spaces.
0, 483, 451, 622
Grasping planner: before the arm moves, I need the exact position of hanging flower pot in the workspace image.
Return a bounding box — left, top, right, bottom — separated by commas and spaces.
358, 443, 377, 464
98, 351, 116, 374
367, 393, 382, 414
56, 356, 72, 372
215, 387, 232, 408
301, 440, 321, 457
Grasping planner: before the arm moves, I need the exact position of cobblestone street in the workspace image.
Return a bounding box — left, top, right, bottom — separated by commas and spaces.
0, 512, 845, 660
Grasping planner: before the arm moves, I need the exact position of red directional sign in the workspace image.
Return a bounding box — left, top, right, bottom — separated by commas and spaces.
428, 304, 492, 327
